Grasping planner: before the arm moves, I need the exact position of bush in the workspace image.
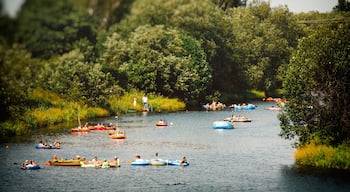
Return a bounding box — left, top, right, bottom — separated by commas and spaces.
294, 141, 350, 170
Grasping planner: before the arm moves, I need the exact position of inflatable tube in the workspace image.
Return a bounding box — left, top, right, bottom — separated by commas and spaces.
213, 121, 233, 129
150, 159, 167, 166
35, 144, 60, 149
167, 160, 189, 166
22, 165, 40, 170
131, 159, 150, 166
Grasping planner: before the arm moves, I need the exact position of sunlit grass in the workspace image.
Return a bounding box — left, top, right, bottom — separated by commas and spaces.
294, 142, 350, 169
108, 89, 186, 114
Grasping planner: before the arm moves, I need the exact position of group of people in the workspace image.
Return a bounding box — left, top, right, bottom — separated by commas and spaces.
135, 152, 188, 166
38, 140, 61, 148
80, 155, 120, 167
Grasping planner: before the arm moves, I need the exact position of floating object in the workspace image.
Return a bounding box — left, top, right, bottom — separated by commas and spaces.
150, 159, 167, 166
167, 160, 190, 166
46, 160, 81, 166
213, 121, 233, 129
131, 159, 150, 166
35, 144, 60, 149
22, 164, 40, 170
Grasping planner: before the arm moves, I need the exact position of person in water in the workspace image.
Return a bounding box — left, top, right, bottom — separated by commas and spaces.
110, 156, 120, 167
180, 156, 188, 166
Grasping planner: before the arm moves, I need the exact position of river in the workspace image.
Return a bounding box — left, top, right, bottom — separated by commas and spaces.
1, 101, 349, 192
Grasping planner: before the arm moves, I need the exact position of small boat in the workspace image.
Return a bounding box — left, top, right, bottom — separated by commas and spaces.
22, 164, 40, 170
35, 144, 60, 149
131, 159, 150, 166
46, 159, 81, 166
213, 121, 233, 129
150, 159, 167, 166
110, 131, 126, 139
223, 116, 251, 122
167, 160, 190, 166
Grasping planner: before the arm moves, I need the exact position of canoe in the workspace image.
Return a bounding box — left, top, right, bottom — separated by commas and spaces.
131, 159, 150, 166
35, 144, 60, 149
22, 164, 40, 170
167, 160, 190, 166
46, 160, 81, 166
150, 159, 167, 166
213, 121, 233, 129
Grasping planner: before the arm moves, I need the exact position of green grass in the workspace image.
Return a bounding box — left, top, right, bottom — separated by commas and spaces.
108, 89, 186, 114
294, 141, 350, 170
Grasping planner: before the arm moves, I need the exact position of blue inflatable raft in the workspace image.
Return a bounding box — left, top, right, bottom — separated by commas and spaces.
213, 121, 233, 129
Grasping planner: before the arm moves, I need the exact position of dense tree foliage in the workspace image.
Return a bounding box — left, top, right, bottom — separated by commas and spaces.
279, 21, 350, 147
1, 0, 349, 147
15, 0, 98, 59
101, 25, 211, 103
39, 49, 121, 106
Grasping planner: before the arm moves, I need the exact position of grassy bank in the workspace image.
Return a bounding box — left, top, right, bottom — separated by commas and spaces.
0, 89, 186, 136
294, 141, 350, 170
108, 90, 186, 114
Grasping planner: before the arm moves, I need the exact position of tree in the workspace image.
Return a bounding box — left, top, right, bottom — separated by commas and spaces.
104, 0, 243, 102
279, 22, 350, 147
101, 25, 212, 104
227, 3, 295, 95
15, 0, 98, 59
0, 44, 40, 121
40, 49, 120, 106
334, 0, 350, 12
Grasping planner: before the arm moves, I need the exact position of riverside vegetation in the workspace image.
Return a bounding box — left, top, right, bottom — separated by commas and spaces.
0, 0, 349, 169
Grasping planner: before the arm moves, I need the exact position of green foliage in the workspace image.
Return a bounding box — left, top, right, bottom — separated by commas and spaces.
228, 3, 299, 95
24, 88, 110, 127
294, 141, 350, 169
0, 121, 29, 137
279, 20, 350, 147
39, 49, 121, 106
101, 25, 212, 104
108, 90, 185, 114
15, 0, 98, 59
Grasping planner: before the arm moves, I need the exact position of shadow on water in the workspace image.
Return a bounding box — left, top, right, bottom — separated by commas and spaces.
280, 164, 350, 191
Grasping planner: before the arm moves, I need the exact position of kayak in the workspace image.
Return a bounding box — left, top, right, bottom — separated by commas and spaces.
167, 160, 190, 166
35, 144, 60, 149
22, 164, 40, 170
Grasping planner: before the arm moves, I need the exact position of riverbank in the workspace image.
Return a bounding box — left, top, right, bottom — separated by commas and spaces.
0, 89, 185, 137
294, 141, 350, 170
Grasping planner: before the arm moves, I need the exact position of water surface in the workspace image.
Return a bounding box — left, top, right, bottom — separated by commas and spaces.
1, 102, 349, 191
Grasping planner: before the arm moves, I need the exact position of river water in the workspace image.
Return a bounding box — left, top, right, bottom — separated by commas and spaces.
1, 101, 349, 192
